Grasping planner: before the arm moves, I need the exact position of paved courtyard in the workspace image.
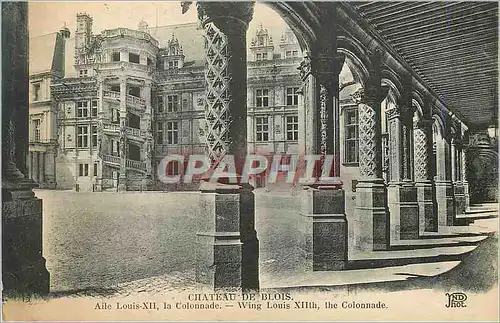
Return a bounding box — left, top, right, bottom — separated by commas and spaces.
37, 189, 498, 297
38, 189, 307, 294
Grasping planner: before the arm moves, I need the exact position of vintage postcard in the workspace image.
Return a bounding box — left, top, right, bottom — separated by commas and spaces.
2, 0, 499, 321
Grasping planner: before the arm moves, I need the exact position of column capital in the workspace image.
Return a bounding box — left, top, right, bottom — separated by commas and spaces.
317, 54, 345, 87
195, 2, 254, 30
350, 85, 389, 106
298, 55, 313, 82
298, 53, 345, 86
413, 118, 434, 130
386, 107, 400, 120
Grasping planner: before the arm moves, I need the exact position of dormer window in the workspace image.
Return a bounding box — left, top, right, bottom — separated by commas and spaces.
79, 69, 88, 77
167, 60, 179, 69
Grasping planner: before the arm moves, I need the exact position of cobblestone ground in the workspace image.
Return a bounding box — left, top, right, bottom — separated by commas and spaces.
37, 189, 305, 297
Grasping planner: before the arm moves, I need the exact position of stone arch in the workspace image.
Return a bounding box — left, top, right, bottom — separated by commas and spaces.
381, 77, 401, 110
337, 35, 371, 86
432, 114, 445, 140
263, 2, 322, 54
381, 68, 403, 102
412, 91, 425, 116
412, 98, 423, 122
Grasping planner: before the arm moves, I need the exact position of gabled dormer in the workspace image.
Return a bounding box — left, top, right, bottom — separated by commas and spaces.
162, 33, 184, 69
279, 28, 301, 59
250, 23, 274, 62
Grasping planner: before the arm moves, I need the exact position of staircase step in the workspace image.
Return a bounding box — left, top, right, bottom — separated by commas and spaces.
261, 260, 461, 290
348, 245, 478, 270
389, 235, 488, 250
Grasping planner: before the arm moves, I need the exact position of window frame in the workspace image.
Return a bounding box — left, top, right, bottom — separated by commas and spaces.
91, 125, 98, 148
91, 100, 98, 117
343, 107, 359, 165
157, 95, 164, 113
77, 125, 89, 148
77, 100, 89, 118
79, 163, 89, 177
167, 121, 179, 145
112, 52, 120, 62
255, 116, 269, 142
128, 52, 140, 64
32, 82, 41, 101
286, 115, 299, 141
286, 87, 299, 106
255, 88, 269, 107
32, 119, 41, 142
156, 122, 164, 145
167, 95, 179, 112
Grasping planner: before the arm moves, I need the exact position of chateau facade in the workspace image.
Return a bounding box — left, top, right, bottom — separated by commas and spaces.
30, 14, 330, 192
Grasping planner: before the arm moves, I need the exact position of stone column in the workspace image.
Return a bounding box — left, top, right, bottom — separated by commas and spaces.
386, 76, 419, 241
299, 48, 348, 270
189, 2, 258, 290
435, 118, 455, 226
28, 151, 33, 180
351, 51, 389, 251
413, 118, 437, 232
118, 77, 127, 191
298, 56, 319, 155
142, 81, 154, 190
2, 2, 50, 296
39, 151, 45, 186
452, 138, 466, 215
386, 102, 419, 241
462, 136, 470, 210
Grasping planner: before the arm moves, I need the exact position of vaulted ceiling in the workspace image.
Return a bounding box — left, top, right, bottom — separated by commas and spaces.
351, 1, 498, 129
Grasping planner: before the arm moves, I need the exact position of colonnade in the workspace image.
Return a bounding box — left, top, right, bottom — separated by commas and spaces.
2, 1, 474, 295
185, 1, 472, 289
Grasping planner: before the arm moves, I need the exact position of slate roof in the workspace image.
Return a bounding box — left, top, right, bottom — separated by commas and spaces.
29, 32, 58, 75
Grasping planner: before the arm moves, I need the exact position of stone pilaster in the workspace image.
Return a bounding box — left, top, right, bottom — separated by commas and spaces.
461, 141, 470, 210
386, 105, 419, 241
299, 49, 348, 271
452, 139, 466, 215
413, 118, 437, 232
142, 81, 154, 190
2, 2, 50, 296
191, 1, 258, 290
435, 119, 455, 226
118, 78, 127, 191
386, 76, 419, 241
351, 51, 390, 251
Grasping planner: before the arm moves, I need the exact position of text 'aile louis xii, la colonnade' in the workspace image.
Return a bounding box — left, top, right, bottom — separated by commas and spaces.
2, 1, 476, 295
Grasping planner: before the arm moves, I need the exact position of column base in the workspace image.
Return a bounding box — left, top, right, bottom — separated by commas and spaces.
118, 176, 127, 192
353, 180, 389, 251
300, 187, 348, 271
415, 181, 437, 233
141, 177, 155, 191
2, 179, 50, 296
435, 180, 455, 226
388, 182, 419, 241
454, 182, 466, 215
196, 182, 259, 290
463, 181, 470, 211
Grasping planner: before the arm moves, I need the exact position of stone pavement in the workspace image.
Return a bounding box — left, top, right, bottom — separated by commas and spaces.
35, 189, 497, 299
